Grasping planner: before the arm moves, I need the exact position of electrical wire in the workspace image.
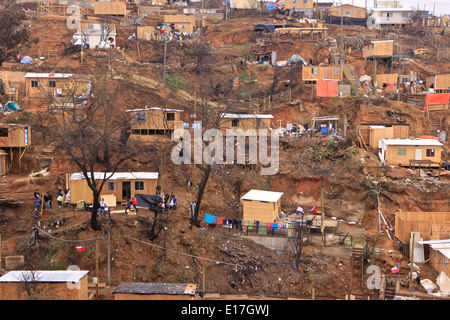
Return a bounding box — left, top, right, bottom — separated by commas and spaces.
123, 235, 245, 268
35, 226, 105, 243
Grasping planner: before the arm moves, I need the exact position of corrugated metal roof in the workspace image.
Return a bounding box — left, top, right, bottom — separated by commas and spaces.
125, 107, 184, 113
0, 270, 89, 283
241, 189, 283, 202
221, 113, 274, 119
380, 138, 443, 146
25, 73, 74, 79
112, 283, 196, 295
70, 172, 159, 180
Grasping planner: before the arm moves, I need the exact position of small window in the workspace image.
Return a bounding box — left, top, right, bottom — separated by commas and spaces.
166, 112, 175, 121
108, 181, 117, 191
345, 10, 350, 16
134, 181, 144, 191
303, 0, 307, 4
445, 256, 449, 268
231, 119, 239, 128
426, 149, 435, 157
87, 24, 93, 30
49, 80, 56, 88
312, 67, 319, 75
31, 80, 39, 88
0, 128, 8, 137
386, 12, 391, 18
402, 12, 408, 18
292, 0, 297, 4
397, 148, 406, 156
333, 67, 340, 75
434, 250, 439, 259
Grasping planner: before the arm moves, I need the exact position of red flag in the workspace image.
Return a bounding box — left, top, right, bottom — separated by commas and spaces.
76, 245, 85, 252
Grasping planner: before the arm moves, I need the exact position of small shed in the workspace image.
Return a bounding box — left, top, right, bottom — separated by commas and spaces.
378, 138, 443, 167
113, 283, 196, 300
363, 40, 394, 59
24, 73, 89, 97
356, 123, 409, 149
302, 65, 342, 82
137, 26, 155, 40
219, 113, 273, 136
241, 189, 283, 223
126, 107, 184, 137
69, 172, 159, 205
0, 270, 89, 300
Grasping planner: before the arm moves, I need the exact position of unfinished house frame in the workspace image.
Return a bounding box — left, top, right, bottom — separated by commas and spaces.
219, 113, 273, 136
126, 107, 184, 138
302, 65, 343, 83
356, 123, 409, 151
0, 124, 31, 174
163, 14, 203, 34
68, 172, 159, 205
395, 212, 450, 243
378, 138, 443, 167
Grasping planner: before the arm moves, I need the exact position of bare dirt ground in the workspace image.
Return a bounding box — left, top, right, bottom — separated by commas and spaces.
0, 8, 449, 300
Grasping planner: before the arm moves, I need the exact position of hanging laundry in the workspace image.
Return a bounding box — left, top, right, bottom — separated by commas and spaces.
204, 213, 215, 224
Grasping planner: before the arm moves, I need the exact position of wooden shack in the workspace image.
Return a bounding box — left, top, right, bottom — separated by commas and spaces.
94, 1, 127, 17
230, 0, 257, 9
326, 4, 366, 18
0, 270, 89, 300
284, 0, 314, 10
375, 74, 399, 89
425, 73, 450, 93
24, 73, 89, 98
0, 124, 30, 148
219, 113, 273, 136
126, 107, 184, 137
302, 65, 342, 82
69, 172, 159, 205
363, 40, 394, 59
241, 189, 283, 223
163, 14, 202, 33
137, 26, 155, 40
356, 123, 409, 150
378, 138, 443, 167
113, 283, 196, 300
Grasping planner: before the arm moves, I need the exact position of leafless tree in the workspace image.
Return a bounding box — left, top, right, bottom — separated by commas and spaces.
43, 75, 141, 230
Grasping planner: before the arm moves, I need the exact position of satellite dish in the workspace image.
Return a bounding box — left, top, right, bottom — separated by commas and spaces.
366, 16, 375, 29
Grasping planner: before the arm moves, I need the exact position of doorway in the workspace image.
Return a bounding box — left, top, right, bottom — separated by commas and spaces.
122, 181, 131, 200
415, 149, 422, 161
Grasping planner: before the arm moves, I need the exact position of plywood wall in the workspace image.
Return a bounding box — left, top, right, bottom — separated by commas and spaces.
243, 199, 280, 223
395, 211, 450, 243
302, 66, 342, 81
94, 2, 127, 16
386, 145, 442, 166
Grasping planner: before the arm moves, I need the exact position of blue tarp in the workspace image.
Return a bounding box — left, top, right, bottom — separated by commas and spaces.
1, 101, 21, 112
20, 56, 32, 64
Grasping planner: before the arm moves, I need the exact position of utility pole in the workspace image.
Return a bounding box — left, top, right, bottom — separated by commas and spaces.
340, 0, 343, 55
321, 188, 325, 245
410, 233, 415, 291
107, 208, 111, 286
163, 40, 167, 91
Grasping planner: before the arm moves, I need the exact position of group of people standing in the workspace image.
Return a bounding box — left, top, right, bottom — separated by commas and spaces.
33, 188, 66, 216
156, 193, 178, 211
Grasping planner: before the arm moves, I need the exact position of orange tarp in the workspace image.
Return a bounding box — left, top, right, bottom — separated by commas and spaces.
316, 79, 339, 97
424, 93, 450, 110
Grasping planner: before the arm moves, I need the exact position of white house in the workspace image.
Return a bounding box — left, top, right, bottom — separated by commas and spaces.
369, 8, 413, 29
72, 23, 117, 49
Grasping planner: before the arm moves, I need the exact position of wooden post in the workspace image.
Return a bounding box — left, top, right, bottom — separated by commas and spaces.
202, 265, 206, 300
0, 233, 2, 271
321, 188, 325, 245
95, 240, 99, 300
410, 233, 415, 291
